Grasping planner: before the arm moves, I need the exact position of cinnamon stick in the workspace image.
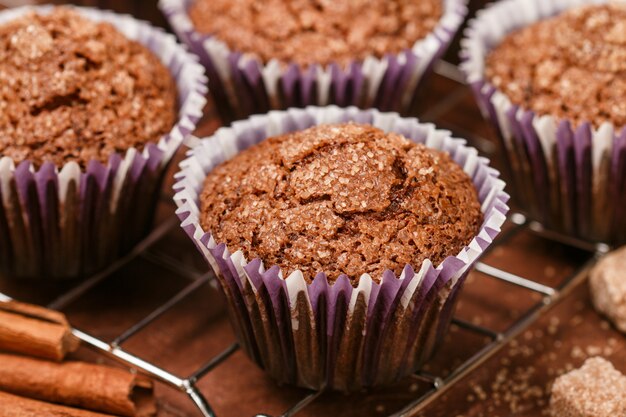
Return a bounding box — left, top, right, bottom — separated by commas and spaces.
0, 300, 79, 361
0, 391, 116, 417
0, 353, 156, 417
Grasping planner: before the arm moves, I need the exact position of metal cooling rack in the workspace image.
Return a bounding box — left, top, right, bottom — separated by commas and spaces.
0, 61, 609, 417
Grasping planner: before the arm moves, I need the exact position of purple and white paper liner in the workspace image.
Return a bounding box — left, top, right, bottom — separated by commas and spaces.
461, 0, 626, 243
158, 0, 468, 121
0, 5, 207, 279
174, 106, 509, 391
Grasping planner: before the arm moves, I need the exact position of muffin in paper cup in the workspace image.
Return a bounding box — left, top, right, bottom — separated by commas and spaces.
173, 106, 508, 391
0, 5, 207, 279
158, 0, 468, 122
461, 0, 626, 243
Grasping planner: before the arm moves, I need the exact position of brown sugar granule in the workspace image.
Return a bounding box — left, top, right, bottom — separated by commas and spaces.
589, 246, 626, 334
0, 8, 177, 168
549, 357, 626, 417
200, 123, 482, 283
188, 0, 442, 67
486, 4, 626, 129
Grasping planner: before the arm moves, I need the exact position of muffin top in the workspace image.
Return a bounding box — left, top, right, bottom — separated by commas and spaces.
189, 0, 442, 67
485, 4, 626, 129
200, 123, 482, 283
0, 7, 177, 168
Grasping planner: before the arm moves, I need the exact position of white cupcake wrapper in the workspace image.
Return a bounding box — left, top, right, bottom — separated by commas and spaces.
0, 5, 207, 279
159, 0, 468, 120
174, 106, 509, 390
461, 0, 626, 243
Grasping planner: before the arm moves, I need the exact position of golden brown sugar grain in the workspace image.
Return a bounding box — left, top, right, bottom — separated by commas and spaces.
200, 123, 482, 283
549, 357, 626, 417
189, 0, 442, 67
589, 246, 626, 333
486, 4, 626, 129
0, 7, 177, 168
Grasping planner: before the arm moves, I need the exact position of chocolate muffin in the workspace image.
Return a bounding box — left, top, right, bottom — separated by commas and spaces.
0, 5, 206, 280
188, 0, 442, 66
200, 123, 482, 282
0, 7, 177, 168
178, 108, 508, 391
485, 4, 626, 129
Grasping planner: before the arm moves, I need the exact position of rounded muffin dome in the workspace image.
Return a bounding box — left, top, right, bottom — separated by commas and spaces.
485, 3, 626, 129
188, 0, 443, 66
200, 123, 482, 282
0, 7, 177, 168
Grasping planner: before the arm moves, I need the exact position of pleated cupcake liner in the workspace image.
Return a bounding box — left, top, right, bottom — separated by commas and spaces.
158, 0, 468, 122
174, 106, 509, 391
0, 5, 207, 279
460, 0, 626, 243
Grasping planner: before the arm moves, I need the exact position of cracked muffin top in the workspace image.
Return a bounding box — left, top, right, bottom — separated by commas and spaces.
486, 4, 626, 129
199, 123, 482, 284
189, 0, 442, 67
0, 7, 177, 168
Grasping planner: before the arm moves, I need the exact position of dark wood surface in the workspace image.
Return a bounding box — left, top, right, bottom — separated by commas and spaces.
1, 1, 625, 416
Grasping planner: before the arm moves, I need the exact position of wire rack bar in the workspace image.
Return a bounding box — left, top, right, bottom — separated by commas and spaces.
141, 249, 206, 281
433, 60, 466, 84
185, 385, 217, 417
474, 262, 556, 296
188, 342, 240, 382
450, 318, 501, 340
73, 328, 186, 387
410, 372, 443, 388
112, 272, 212, 346
280, 391, 324, 417
526, 221, 611, 254
46, 216, 179, 311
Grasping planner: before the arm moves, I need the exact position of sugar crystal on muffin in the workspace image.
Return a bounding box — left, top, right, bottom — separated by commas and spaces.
486, 4, 626, 128
200, 123, 482, 283
0, 7, 177, 168
188, 0, 442, 66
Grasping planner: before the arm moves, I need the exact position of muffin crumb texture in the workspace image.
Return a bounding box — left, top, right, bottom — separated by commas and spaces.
549, 357, 626, 417
0, 8, 177, 168
200, 123, 482, 283
589, 246, 626, 334
486, 4, 626, 129
189, 0, 442, 66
